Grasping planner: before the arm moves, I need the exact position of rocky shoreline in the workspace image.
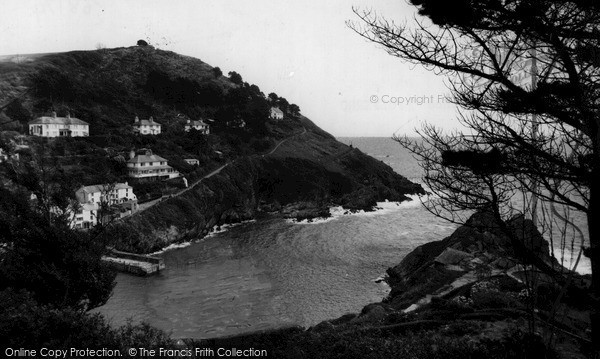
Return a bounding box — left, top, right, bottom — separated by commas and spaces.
104, 138, 424, 254
184, 210, 593, 358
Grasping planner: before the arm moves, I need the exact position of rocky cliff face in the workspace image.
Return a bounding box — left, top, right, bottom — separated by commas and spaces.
0, 47, 425, 254
184, 211, 590, 358
107, 132, 424, 253
385, 210, 568, 310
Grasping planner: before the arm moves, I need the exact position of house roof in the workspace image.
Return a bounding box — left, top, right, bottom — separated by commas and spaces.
78, 183, 132, 194
127, 153, 168, 164
133, 119, 161, 127
270, 107, 283, 115
29, 116, 89, 126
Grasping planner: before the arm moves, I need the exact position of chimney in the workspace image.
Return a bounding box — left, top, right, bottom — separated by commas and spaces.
129, 149, 135, 160
51, 111, 57, 118
187, 119, 190, 124
134, 116, 139, 123
149, 116, 154, 123
66, 112, 71, 119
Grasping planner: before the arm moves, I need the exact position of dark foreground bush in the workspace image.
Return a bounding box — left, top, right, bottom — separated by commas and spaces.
0, 289, 174, 353
191, 323, 556, 359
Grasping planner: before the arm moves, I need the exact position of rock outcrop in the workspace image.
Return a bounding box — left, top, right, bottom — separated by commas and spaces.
385, 210, 566, 310
106, 145, 424, 253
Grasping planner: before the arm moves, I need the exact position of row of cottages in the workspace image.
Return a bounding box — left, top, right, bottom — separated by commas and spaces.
133, 116, 161, 135
133, 116, 212, 135
72, 182, 138, 229
27, 113, 212, 138
270, 107, 284, 120
28, 112, 89, 137
127, 149, 180, 181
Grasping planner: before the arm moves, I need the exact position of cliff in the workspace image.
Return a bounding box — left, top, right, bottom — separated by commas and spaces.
0, 46, 424, 253
108, 126, 423, 253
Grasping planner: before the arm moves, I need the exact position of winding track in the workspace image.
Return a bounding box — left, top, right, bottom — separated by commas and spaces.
134, 126, 307, 215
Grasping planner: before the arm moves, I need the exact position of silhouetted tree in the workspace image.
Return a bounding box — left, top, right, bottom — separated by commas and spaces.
350, 0, 600, 348
137, 39, 149, 46
228, 71, 243, 85
289, 103, 301, 116
212, 67, 223, 78
277, 97, 289, 114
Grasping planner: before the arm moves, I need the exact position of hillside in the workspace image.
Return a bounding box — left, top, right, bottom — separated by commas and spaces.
0, 45, 423, 252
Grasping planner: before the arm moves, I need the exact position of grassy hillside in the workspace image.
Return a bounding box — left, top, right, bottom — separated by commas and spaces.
0, 45, 423, 236
0, 46, 306, 189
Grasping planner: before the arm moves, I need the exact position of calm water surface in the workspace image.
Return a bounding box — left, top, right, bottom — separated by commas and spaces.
97, 137, 589, 338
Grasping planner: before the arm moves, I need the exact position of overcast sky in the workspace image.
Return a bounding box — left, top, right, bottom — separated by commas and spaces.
0, 0, 460, 137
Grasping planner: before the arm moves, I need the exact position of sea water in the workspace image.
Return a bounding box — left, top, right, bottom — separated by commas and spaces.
96, 137, 590, 338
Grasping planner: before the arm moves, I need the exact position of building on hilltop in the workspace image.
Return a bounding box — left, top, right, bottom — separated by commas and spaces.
127, 149, 179, 181
132, 116, 161, 135
184, 119, 210, 134
270, 107, 284, 120
28, 112, 89, 137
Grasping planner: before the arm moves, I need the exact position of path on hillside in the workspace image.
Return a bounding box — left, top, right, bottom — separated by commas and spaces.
135, 163, 229, 214
179, 163, 230, 195
133, 126, 307, 215
263, 126, 307, 157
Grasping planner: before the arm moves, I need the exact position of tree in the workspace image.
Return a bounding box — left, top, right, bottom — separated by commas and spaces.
349, 0, 600, 348
0, 142, 116, 310
289, 104, 301, 116
277, 97, 290, 114
0, 186, 115, 311
5, 99, 31, 124
228, 71, 243, 85
212, 66, 223, 78
268, 92, 279, 104
137, 39, 148, 46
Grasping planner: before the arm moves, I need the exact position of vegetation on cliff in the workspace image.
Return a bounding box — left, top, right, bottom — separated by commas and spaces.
0, 45, 426, 352
0, 45, 422, 225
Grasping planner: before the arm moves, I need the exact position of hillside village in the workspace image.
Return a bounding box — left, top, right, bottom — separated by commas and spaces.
1, 101, 291, 230
0, 46, 302, 231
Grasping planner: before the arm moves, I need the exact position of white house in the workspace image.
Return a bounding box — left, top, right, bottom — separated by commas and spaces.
184, 119, 210, 134
127, 149, 179, 181
75, 182, 138, 206
71, 182, 138, 229
132, 116, 161, 135
71, 202, 99, 229
184, 158, 199, 166
270, 107, 284, 120
28, 112, 89, 137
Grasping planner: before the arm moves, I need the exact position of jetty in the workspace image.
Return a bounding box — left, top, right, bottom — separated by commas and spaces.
102, 250, 165, 276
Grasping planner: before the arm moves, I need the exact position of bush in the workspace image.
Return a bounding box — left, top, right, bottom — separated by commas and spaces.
0, 289, 117, 348
0, 288, 174, 350
471, 289, 522, 309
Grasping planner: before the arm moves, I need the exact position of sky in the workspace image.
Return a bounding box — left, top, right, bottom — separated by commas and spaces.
0, 0, 461, 137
